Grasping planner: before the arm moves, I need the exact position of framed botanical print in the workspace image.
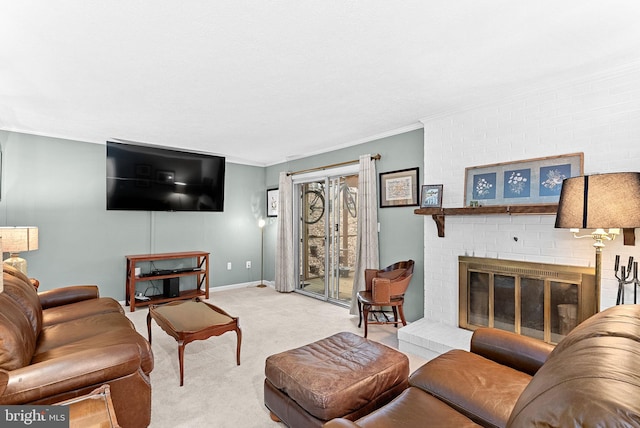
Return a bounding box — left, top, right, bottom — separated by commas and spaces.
464, 153, 583, 206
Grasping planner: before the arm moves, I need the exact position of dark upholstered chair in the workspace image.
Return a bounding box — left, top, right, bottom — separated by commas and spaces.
357, 260, 414, 337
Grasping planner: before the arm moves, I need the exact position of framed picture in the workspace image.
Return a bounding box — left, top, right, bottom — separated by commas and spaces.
464, 153, 583, 206
267, 188, 279, 217
379, 167, 419, 208
420, 184, 443, 208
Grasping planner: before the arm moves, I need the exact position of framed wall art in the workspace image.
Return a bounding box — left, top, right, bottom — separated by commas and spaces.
266, 188, 279, 217
420, 184, 443, 208
464, 153, 584, 206
379, 167, 419, 208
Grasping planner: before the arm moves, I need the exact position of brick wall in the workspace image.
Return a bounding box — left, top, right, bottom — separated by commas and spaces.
420, 61, 640, 326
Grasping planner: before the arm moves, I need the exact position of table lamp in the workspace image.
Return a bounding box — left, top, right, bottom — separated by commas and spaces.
555, 172, 640, 309
0, 226, 39, 275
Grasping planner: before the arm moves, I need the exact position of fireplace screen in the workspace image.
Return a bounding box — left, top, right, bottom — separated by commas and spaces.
460, 257, 596, 344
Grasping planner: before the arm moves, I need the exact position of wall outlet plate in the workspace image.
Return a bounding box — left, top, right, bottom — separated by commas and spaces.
246, 261, 251, 269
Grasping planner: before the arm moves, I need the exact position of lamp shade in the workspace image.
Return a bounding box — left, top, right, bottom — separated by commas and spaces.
0, 227, 39, 252
555, 172, 640, 229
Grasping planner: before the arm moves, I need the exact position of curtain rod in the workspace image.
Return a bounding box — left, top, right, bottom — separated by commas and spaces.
287, 154, 381, 176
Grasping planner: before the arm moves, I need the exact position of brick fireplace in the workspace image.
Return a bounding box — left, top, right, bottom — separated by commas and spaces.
458, 256, 597, 344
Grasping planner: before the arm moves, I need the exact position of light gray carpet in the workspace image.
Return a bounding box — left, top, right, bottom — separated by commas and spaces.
125, 286, 426, 428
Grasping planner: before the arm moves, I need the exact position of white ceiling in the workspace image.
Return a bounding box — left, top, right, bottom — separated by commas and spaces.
2, 1, 640, 166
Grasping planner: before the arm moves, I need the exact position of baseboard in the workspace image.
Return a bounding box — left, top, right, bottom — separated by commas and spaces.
210, 281, 275, 292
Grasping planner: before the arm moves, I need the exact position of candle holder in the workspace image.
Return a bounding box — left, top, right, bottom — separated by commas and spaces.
614, 255, 639, 304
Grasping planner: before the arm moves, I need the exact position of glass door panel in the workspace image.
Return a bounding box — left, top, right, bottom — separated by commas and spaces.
469, 271, 489, 327
494, 274, 515, 332
520, 277, 545, 340
550, 281, 579, 343
327, 175, 357, 303
299, 181, 327, 298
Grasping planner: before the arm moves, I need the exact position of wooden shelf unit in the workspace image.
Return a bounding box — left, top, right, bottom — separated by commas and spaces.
414, 204, 559, 238
125, 251, 209, 312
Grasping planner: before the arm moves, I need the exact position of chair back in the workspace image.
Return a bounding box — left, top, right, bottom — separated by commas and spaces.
380, 260, 414, 277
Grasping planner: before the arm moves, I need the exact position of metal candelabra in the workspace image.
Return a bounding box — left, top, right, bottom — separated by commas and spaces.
614, 255, 639, 305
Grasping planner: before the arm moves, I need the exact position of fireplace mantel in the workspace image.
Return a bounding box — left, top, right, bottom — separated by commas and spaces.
414, 204, 557, 237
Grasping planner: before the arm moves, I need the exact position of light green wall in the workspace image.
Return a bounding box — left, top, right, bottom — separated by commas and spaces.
265, 128, 425, 322
0, 128, 424, 321
0, 131, 266, 299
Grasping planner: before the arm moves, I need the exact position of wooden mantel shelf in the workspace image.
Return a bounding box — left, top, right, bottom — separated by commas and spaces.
414, 204, 558, 238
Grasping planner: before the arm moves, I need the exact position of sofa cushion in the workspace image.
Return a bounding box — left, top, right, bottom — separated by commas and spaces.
508, 336, 640, 427
0, 294, 37, 370
549, 303, 640, 359
33, 312, 154, 374
409, 349, 532, 428
2, 272, 43, 336
42, 297, 124, 327
354, 387, 483, 427
2, 264, 33, 286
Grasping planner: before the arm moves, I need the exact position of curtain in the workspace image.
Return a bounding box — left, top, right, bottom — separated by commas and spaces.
349, 154, 379, 314
275, 171, 295, 292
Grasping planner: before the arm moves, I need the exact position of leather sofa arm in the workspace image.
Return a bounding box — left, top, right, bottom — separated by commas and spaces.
0, 344, 142, 404
371, 278, 391, 303
324, 418, 361, 427
470, 328, 555, 375
38, 285, 100, 309
0, 370, 7, 396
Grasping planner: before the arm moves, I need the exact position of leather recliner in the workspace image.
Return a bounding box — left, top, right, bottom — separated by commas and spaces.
0, 265, 154, 428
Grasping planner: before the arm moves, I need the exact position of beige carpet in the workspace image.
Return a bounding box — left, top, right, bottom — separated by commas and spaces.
125, 286, 426, 428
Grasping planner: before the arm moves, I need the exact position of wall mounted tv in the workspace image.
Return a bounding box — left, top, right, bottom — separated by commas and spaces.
106, 141, 225, 212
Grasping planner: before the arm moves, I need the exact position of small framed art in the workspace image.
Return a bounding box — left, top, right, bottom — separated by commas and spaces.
379, 167, 419, 208
420, 184, 443, 208
267, 188, 279, 217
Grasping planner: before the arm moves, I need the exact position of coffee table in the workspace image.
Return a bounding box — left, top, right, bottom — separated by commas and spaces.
147, 298, 241, 386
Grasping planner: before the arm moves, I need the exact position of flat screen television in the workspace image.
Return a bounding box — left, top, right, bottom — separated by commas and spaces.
106, 141, 225, 211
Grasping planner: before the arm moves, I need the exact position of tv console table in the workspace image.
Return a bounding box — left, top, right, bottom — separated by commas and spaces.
125, 251, 210, 312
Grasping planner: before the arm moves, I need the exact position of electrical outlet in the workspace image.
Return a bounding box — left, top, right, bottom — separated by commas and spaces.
227, 262, 232, 270
246, 261, 251, 269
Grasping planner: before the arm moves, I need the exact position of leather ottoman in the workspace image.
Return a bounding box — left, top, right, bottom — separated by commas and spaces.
264, 331, 409, 427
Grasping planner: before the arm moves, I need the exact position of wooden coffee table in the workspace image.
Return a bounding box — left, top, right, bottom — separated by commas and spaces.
147, 298, 241, 386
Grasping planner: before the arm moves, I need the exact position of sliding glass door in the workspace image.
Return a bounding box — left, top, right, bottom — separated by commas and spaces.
294, 167, 358, 306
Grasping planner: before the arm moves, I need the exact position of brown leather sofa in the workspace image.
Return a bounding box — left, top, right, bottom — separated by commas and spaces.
0, 265, 154, 428
325, 303, 640, 427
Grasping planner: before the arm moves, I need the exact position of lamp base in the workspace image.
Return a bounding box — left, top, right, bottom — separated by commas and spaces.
3, 253, 27, 275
